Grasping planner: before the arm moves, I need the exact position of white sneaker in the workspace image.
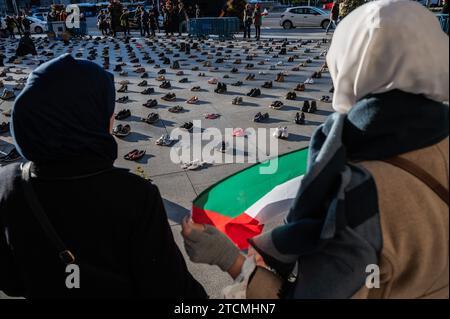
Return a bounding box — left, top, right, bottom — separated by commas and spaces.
281, 127, 289, 139
273, 127, 282, 139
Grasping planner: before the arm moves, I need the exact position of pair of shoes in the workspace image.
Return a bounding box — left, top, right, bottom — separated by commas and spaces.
204, 113, 220, 119
143, 99, 158, 108
112, 124, 131, 137
180, 122, 194, 132
187, 96, 199, 104
302, 100, 317, 113
1, 89, 15, 100
274, 127, 289, 139
232, 97, 243, 105
231, 67, 238, 73
141, 88, 155, 95
191, 86, 201, 92
294, 83, 305, 92
156, 134, 174, 146
124, 149, 146, 161
320, 95, 331, 102
138, 80, 148, 87
232, 128, 246, 137
0, 148, 21, 163
270, 101, 284, 110
0, 122, 10, 134
168, 105, 184, 113
179, 78, 188, 83
245, 74, 256, 81
117, 84, 128, 93
262, 81, 273, 89
171, 61, 180, 69
275, 73, 285, 83
294, 112, 306, 125
254, 112, 269, 123
115, 109, 131, 120
162, 92, 176, 101
286, 92, 297, 100
208, 78, 218, 84
142, 112, 160, 124
214, 83, 227, 94
247, 88, 261, 97
312, 71, 322, 79
182, 159, 207, 170
231, 81, 243, 87
116, 96, 129, 103
160, 81, 171, 89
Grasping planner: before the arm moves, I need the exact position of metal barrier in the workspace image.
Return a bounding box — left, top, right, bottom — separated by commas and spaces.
188, 17, 240, 39
436, 13, 449, 34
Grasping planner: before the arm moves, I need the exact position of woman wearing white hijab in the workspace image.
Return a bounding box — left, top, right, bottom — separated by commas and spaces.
181, 0, 449, 299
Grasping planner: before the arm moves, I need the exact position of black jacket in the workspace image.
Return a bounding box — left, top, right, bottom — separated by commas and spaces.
0, 162, 207, 299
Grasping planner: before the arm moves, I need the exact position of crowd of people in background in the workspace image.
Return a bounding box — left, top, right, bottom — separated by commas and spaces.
242, 3, 264, 41
95, 0, 201, 38
1, 13, 31, 39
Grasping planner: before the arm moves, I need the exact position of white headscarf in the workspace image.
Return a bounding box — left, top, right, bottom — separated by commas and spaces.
327, 0, 449, 113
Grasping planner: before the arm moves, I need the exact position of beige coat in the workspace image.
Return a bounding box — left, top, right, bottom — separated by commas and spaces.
353, 137, 449, 299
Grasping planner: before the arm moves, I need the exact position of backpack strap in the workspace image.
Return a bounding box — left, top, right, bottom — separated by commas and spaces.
381, 156, 449, 206
19, 162, 75, 265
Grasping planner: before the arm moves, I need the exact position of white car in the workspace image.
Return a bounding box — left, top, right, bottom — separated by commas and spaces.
25, 16, 47, 34
280, 6, 331, 29
32, 12, 49, 22
0, 16, 47, 34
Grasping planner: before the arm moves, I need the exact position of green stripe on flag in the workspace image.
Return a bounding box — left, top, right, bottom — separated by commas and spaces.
194, 148, 309, 218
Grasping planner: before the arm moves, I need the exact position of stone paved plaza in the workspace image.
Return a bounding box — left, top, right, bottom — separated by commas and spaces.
0, 30, 334, 298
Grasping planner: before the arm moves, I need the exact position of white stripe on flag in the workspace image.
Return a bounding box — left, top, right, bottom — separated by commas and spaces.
245, 176, 303, 224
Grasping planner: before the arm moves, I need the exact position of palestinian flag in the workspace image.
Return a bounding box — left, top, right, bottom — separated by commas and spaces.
192, 148, 309, 249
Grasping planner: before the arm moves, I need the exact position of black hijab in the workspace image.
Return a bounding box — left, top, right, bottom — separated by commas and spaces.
11, 54, 117, 167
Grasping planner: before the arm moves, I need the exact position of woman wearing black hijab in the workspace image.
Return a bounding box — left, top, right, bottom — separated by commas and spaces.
0, 54, 207, 299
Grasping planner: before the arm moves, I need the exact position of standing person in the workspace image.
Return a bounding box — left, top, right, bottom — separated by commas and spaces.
0, 54, 208, 299
326, 0, 340, 34
164, 4, 175, 37
97, 10, 105, 35
149, 9, 158, 37
120, 9, 130, 37
253, 3, 262, 41
136, 5, 143, 36
109, 0, 123, 38
178, 2, 188, 36
22, 16, 31, 33
15, 14, 24, 37
152, 1, 161, 32
243, 4, 252, 39
15, 31, 37, 57
141, 8, 150, 37
6, 16, 16, 39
